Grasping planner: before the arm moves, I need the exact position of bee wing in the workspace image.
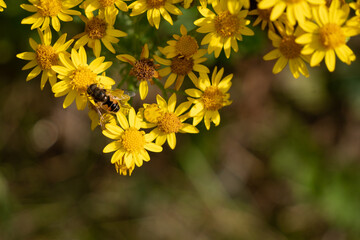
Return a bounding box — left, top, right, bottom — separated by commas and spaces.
111, 89, 132, 101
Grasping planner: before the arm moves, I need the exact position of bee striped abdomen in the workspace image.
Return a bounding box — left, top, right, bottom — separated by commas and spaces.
104, 97, 120, 112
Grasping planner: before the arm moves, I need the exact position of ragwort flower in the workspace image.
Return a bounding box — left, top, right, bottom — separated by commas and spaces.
160, 24, 200, 59
117, 44, 160, 100
74, 8, 127, 57
51, 46, 115, 110
154, 48, 209, 90
194, 0, 254, 58
147, 93, 199, 149
81, 0, 128, 12
21, 0, 82, 31
102, 108, 163, 176
296, 0, 357, 72
16, 28, 73, 90
128, 0, 182, 29
186, 67, 232, 130
263, 25, 310, 78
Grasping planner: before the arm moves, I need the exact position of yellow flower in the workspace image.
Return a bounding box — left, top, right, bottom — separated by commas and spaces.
21, 0, 82, 32
194, 0, 254, 58
147, 93, 199, 149
73, 8, 127, 57
258, 0, 325, 26
160, 24, 199, 59
186, 67, 232, 130
51, 46, 115, 110
263, 24, 310, 78
102, 107, 163, 176
128, 0, 182, 29
154, 48, 209, 90
81, 0, 128, 12
16, 28, 73, 90
0, 0, 7, 12
296, 0, 357, 72
116, 44, 160, 100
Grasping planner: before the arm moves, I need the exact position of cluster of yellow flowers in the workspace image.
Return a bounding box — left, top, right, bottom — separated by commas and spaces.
15, 0, 359, 175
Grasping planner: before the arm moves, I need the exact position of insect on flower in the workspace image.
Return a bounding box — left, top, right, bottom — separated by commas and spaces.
87, 84, 134, 126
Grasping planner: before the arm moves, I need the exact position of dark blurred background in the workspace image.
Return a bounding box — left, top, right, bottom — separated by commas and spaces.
1, 1, 360, 239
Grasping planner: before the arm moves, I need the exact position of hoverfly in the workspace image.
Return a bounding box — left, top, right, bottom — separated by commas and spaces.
87, 84, 134, 127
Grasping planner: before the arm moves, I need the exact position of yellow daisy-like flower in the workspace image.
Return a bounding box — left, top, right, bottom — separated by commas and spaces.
160, 24, 200, 59
117, 44, 160, 100
16, 28, 74, 90
296, 0, 357, 72
81, 0, 128, 12
186, 67, 232, 130
102, 107, 163, 176
147, 93, 199, 149
21, 0, 82, 32
153, 48, 209, 90
128, 0, 182, 29
51, 46, 115, 110
263, 25, 310, 79
258, 0, 325, 26
194, 0, 254, 58
0, 0, 7, 12
73, 8, 127, 58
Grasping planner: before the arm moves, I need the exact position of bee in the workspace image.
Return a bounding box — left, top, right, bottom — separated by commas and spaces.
87, 84, 134, 126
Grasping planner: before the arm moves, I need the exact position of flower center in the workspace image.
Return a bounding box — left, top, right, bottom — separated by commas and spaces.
121, 128, 146, 152
175, 35, 199, 57
146, 0, 166, 8
279, 35, 302, 59
130, 59, 157, 82
158, 112, 182, 134
202, 86, 225, 111
170, 56, 194, 75
37, 0, 62, 17
36, 45, 58, 70
257, 8, 271, 21
86, 17, 107, 39
144, 104, 163, 123
214, 11, 240, 37
71, 66, 97, 92
319, 23, 346, 49
98, 0, 116, 7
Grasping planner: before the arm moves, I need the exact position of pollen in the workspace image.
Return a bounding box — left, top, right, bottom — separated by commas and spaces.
98, 0, 116, 7
36, 45, 58, 70
71, 66, 97, 92
37, 0, 62, 17
158, 112, 182, 133
144, 104, 163, 123
86, 17, 107, 39
176, 35, 199, 57
279, 35, 302, 59
146, 0, 166, 8
202, 86, 225, 111
319, 23, 346, 49
121, 128, 146, 152
214, 11, 240, 37
130, 59, 158, 82
170, 56, 194, 75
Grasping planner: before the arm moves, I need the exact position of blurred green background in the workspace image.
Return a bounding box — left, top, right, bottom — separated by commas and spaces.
1, 1, 360, 239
